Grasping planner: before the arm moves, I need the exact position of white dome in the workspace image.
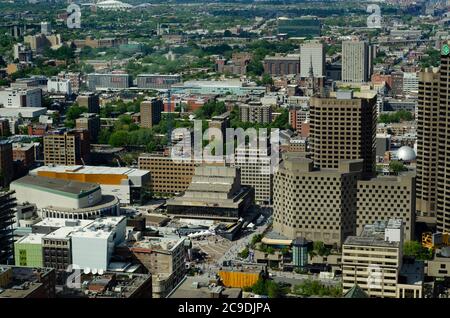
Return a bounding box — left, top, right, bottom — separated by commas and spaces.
97, 0, 132, 10
397, 146, 416, 161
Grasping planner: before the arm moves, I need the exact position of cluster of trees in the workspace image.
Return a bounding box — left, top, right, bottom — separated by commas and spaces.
378, 110, 413, 124
64, 104, 88, 128
389, 161, 407, 174
403, 241, 433, 261
245, 278, 289, 298
194, 101, 227, 119
308, 241, 331, 258
419, 48, 441, 68
293, 280, 342, 297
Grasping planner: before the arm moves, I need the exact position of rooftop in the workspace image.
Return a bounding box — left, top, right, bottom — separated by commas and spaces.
32, 165, 149, 178
15, 233, 45, 245
70, 216, 125, 239
12, 175, 100, 196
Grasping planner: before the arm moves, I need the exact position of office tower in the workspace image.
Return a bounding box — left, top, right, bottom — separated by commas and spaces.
272, 155, 363, 245
300, 41, 325, 78
0, 191, 16, 264
140, 99, 164, 128
416, 67, 440, 222
44, 129, 90, 165
233, 143, 273, 206
76, 92, 100, 114
342, 41, 372, 83
0, 141, 13, 188
239, 101, 272, 124
75, 113, 101, 142
356, 174, 415, 241
263, 55, 301, 76
310, 91, 377, 178
342, 219, 402, 298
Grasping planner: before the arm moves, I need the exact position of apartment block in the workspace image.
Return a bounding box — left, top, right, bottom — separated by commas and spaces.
342, 40, 372, 83
76, 92, 100, 114
239, 101, 272, 124
44, 129, 90, 165
140, 99, 164, 128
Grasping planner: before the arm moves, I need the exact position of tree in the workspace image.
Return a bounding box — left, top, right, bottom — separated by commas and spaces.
403, 241, 433, 260
389, 161, 407, 174
109, 131, 129, 147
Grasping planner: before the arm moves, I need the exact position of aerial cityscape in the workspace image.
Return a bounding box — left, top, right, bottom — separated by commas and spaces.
0, 0, 449, 303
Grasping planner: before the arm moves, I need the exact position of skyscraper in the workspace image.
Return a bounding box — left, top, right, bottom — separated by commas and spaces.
310, 91, 377, 178
300, 41, 325, 78
416, 42, 450, 231
436, 43, 450, 232
416, 67, 440, 223
342, 40, 372, 83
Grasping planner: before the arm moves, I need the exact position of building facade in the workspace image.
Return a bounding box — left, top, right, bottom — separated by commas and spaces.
272, 155, 363, 245
310, 91, 377, 178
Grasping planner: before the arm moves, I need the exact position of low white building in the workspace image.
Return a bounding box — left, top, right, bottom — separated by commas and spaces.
70, 216, 127, 271
0, 87, 42, 108
47, 77, 72, 95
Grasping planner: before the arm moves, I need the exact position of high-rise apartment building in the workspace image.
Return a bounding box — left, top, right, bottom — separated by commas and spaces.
0, 191, 16, 264
300, 41, 325, 78
239, 101, 272, 124
140, 99, 164, 128
416, 42, 450, 230
342, 40, 372, 83
272, 154, 363, 245
233, 144, 273, 206
44, 129, 90, 165
356, 174, 416, 241
76, 93, 100, 114
75, 113, 100, 143
310, 91, 377, 178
